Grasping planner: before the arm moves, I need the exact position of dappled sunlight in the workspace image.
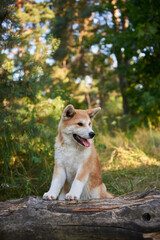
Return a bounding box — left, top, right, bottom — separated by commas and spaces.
105, 147, 159, 170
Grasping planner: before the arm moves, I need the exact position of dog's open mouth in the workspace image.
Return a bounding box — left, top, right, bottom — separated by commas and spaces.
73, 134, 90, 147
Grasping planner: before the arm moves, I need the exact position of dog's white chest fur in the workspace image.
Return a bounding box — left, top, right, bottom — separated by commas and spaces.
55, 141, 91, 183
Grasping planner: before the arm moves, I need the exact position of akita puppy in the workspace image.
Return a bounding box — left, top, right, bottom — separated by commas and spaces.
43, 105, 113, 200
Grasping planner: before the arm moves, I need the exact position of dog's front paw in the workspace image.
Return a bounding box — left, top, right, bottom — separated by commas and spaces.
65, 193, 79, 201
43, 191, 56, 200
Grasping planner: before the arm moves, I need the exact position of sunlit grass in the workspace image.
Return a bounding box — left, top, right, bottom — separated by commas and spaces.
96, 128, 160, 196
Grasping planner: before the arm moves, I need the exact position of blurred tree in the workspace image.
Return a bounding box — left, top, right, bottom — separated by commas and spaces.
50, 0, 160, 125
0, 0, 66, 199
91, 0, 160, 125
50, 0, 118, 109
125, 0, 160, 125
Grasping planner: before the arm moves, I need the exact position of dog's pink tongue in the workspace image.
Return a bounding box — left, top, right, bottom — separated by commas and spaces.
81, 138, 90, 147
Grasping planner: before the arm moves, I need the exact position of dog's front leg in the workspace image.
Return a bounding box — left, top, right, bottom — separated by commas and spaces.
43, 165, 66, 200
65, 168, 88, 200
65, 179, 84, 200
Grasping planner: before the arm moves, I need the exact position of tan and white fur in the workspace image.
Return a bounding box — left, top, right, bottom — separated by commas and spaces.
43, 105, 113, 200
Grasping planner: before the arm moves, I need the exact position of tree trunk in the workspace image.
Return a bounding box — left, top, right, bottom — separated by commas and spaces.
119, 75, 129, 114
0, 191, 160, 240
110, 0, 130, 115
115, 48, 130, 115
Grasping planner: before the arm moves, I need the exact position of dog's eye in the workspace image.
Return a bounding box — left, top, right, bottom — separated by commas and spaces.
77, 122, 83, 126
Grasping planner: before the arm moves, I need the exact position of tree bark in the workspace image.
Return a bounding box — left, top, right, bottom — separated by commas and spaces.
115, 47, 130, 115
0, 191, 160, 240
110, 0, 130, 115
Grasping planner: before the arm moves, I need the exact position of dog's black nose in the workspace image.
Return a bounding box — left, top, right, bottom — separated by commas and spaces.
89, 132, 95, 138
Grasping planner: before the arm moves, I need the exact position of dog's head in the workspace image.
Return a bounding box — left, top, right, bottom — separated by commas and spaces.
58, 105, 101, 147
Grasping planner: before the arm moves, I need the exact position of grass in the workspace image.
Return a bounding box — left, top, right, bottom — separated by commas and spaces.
0, 127, 160, 201
96, 128, 160, 196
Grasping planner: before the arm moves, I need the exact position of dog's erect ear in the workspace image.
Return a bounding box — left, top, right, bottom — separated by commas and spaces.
62, 105, 75, 119
87, 107, 101, 119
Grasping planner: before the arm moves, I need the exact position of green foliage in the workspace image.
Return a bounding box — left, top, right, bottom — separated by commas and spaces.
0, 94, 65, 200
48, 0, 160, 126
0, 0, 65, 200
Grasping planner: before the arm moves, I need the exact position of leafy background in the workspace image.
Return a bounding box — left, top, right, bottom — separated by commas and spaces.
0, 0, 160, 201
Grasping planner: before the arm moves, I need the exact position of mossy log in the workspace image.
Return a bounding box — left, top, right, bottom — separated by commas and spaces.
0, 191, 160, 240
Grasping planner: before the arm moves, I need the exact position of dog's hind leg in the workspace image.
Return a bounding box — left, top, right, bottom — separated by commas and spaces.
99, 183, 114, 199
58, 180, 70, 200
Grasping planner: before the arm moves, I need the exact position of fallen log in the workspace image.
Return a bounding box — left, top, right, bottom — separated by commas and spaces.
0, 191, 160, 240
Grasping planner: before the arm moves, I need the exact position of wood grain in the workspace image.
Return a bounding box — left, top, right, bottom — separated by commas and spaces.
0, 191, 160, 240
